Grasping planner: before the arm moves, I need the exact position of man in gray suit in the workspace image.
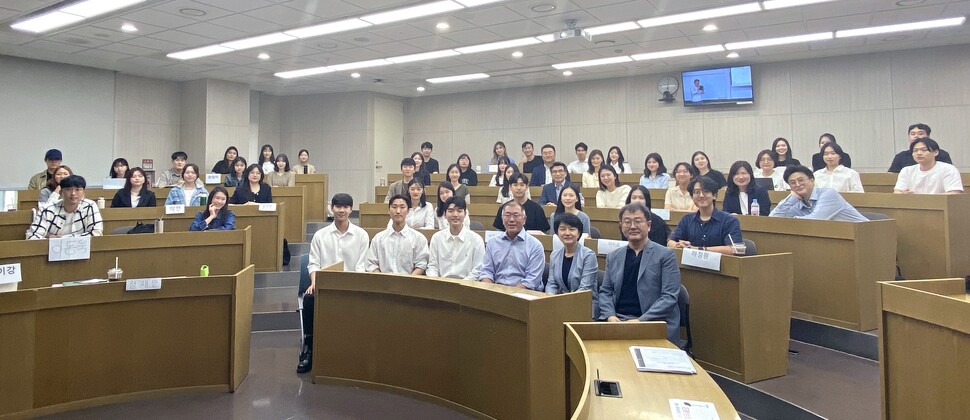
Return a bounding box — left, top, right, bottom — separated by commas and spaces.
599, 203, 684, 348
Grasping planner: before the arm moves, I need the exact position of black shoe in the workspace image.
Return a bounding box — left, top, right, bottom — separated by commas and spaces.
297, 350, 312, 374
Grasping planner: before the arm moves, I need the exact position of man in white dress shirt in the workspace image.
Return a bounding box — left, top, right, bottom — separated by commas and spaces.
365, 194, 430, 274
298, 193, 370, 374
426, 196, 485, 280
894, 137, 963, 195
567, 142, 589, 174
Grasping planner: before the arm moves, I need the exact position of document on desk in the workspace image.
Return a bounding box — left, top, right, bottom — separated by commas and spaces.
48, 236, 91, 262
670, 399, 719, 420
629, 346, 696, 374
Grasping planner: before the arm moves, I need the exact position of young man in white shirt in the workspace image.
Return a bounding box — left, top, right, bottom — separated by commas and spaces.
894, 138, 963, 195
567, 142, 589, 174
298, 193, 370, 374
426, 196, 485, 280
365, 195, 429, 274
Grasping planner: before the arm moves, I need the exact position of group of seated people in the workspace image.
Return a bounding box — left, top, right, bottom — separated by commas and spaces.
23, 143, 318, 239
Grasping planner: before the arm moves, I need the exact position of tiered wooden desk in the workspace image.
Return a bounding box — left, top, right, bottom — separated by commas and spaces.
0, 229, 251, 289
878, 278, 970, 419
312, 266, 590, 420
17, 185, 305, 243
860, 172, 970, 193
565, 322, 740, 419
0, 205, 280, 272
295, 173, 327, 220
0, 265, 254, 418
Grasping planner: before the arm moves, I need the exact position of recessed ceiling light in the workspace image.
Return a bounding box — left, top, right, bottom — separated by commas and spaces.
316, 42, 339, 49
511, 50, 524, 58
221, 32, 296, 50
455, 37, 541, 54
328, 59, 392, 71
585, 22, 640, 36
351, 72, 361, 78
120, 23, 138, 33
257, 53, 270, 60
703, 24, 718, 32
531, 4, 557, 12
436, 22, 450, 30
562, 70, 573, 76
11, 11, 85, 33
179, 8, 206, 17
726, 52, 740, 58
168, 45, 234, 60
416, 86, 426, 91
595, 40, 615, 46
895, 0, 926, 5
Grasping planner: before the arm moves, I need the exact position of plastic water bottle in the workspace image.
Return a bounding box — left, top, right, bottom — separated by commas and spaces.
751, 199, 760, 216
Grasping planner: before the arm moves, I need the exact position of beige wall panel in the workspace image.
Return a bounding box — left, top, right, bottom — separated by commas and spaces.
179, 80, 207, 163
330, 169, 374, 204
535, 126, 563, 159
702, 115, 794, 168
405, 96, 453, 133
205, 124, 250, 167
627, 120, 706, 169
893, 105, 970, 165
206, 79, 250, 127
791, 109, 896, 172
114, 75, 180, 125
114, 122, 180, 170
452, 129, 518, 168
790, 52, 893, 114
451, 90, 503, 131
498, 85, 562, 128
560, 78, 626, 125
405, 132, 454, 165
625, 75, 705, 123
890, 44, 970, 108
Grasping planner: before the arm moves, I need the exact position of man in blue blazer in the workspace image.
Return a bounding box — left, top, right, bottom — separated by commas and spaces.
529, 144, 557, 186
539, 162, 571, 206
599, 203, 684, 348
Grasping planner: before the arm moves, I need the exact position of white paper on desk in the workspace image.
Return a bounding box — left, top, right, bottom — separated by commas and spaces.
629, 346, 696, 374
652, 208, 671, 220
597, 239, 628, 256
670, 399, 719, 420
48, 236, 91, 262
0, 263, 22, 285
205, 173, 221, 184
487, 164, 498, 173
165, 204, 185, 215
681, 248, 721, 271
484, 230, 503, 243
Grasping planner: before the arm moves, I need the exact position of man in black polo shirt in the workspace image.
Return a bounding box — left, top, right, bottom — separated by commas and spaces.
888, 123, 952, 173
520, 141, 542, 175
421, 141, 439, 174
492, 173, 550, 233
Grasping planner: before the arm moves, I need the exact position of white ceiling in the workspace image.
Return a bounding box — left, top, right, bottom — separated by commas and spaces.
0, 0, 968, 97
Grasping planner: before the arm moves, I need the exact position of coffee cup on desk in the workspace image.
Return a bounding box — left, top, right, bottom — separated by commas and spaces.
107, 267, 123, 281
732, 242, 747, 256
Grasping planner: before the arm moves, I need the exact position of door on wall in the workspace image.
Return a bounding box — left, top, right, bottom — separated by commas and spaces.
373, 97, 404, 201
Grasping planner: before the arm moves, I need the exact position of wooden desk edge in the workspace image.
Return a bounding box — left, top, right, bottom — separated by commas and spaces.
312, 376, 495, 420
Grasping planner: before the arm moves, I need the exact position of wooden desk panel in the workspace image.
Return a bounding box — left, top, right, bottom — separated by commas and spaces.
878, 279, 970, 420
296, 174, 327, 221
313, 269, 589, 420
861, 172, 970, 193
0, 266, 253, 418
565, 322, 740, 420
0, 229, 251, 290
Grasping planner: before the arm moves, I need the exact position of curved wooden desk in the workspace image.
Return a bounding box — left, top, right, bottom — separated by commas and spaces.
313, 267, 590, 419
0, 228, 251, 289
565, 322, 740, 419
0, 266, 254, 418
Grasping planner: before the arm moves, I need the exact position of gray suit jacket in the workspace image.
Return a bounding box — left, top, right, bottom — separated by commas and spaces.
598, 241, 683, 347
544, 244, 599, 320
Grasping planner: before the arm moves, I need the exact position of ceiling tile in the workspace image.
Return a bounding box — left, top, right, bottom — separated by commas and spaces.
548, 48, 602, 61
46, 33, 112, 48
441, 27, 506, 44
120, 36, 187, 51
122, 56, 180, 67
63, 26, 139, 44
98, 42, 163, 56
194, 0, 276, 13
77, 49, 134, 61
0, 7, 23, 20
149, 30, 216, 47
504, 0, 585, 19
742, 21, 807, 39
208, 14, 283, 34
328, 30, 395, 46
2, 0, 59, 13
451, 51, 506, 64
24, 40, 87, 53
869, 4, 948, 25
800, 0, 874, 20
675, 17, 742, 36
367, 23, 434, 41
647, 0, 726, 14
243, 5, 324, 26
367, 41, 427, 55
92, 18, 168, 36
409, 16, 478, 33
531, 10, 604, 31
804, 15, 873, 32
687, 29, 748, 45
402, 35, 464, 50
329, 47, 387, 61
152, 0, 235, 21
620, 26, 685, 43
484, 20, 555, 38
528, 38, 591, 54
584, 0, 655, 23
872, 0, 948, 12
121, 9, 198, 29
735, 8, 804, 29
177, 22, 249, 40
453, 5, 526, 26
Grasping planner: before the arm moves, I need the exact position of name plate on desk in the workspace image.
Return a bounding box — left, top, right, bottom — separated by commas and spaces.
681, 248, 721, 271
258, 202, 277, 212
126, 277, 162, 291
652, 209, 671, 220
205, 173, 221, 184
165, 204, 185, 214
0, 263, 22, 285
597, 239, 628, 256
484, 230, 503, 243
48, 236, 91, 262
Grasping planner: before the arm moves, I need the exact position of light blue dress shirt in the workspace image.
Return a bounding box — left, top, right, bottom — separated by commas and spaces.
639, 173, 671, 189
479, 229, 544, 290
769, 187, 868, 222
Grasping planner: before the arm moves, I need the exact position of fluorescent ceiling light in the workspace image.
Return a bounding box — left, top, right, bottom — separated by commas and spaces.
536, 33, 555, 42
167, 45, 235, 60
387, 49, 461, 64
361, 0, 464, 25
552, 56, 632, 70
427, 73, 490, 84
585, 22, 641, 36
725, 32, 833, 49
221, 32, 296, 50
762, 0, 838, 10
11, 11, 84, 33
328, 59, 392, 71
61, 0, 147, 18
276, 67, 335, 79
455, 37, 541, 54
637, 3, 762, 28
631, 45, 725, 61
284, 19, 372, 39
455, 0, 504, 6
835, 17, 966, 38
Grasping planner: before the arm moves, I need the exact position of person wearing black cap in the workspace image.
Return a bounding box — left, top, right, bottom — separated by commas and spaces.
28, 149, 63, 190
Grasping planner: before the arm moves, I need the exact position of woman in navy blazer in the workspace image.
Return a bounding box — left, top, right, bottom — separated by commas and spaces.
110, 167, 157, 208
544, 213, 599, 320
722, 161, 771, 216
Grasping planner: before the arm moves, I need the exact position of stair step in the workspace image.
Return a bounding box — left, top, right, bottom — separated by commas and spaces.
253, 286, 300, 313
288, 242, 309, 256
306, 221, 329, 234
254, 271, 300, 288
252, 311, 300, 332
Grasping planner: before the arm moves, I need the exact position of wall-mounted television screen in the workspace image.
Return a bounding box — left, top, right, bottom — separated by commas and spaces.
682, 65, 753, 106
